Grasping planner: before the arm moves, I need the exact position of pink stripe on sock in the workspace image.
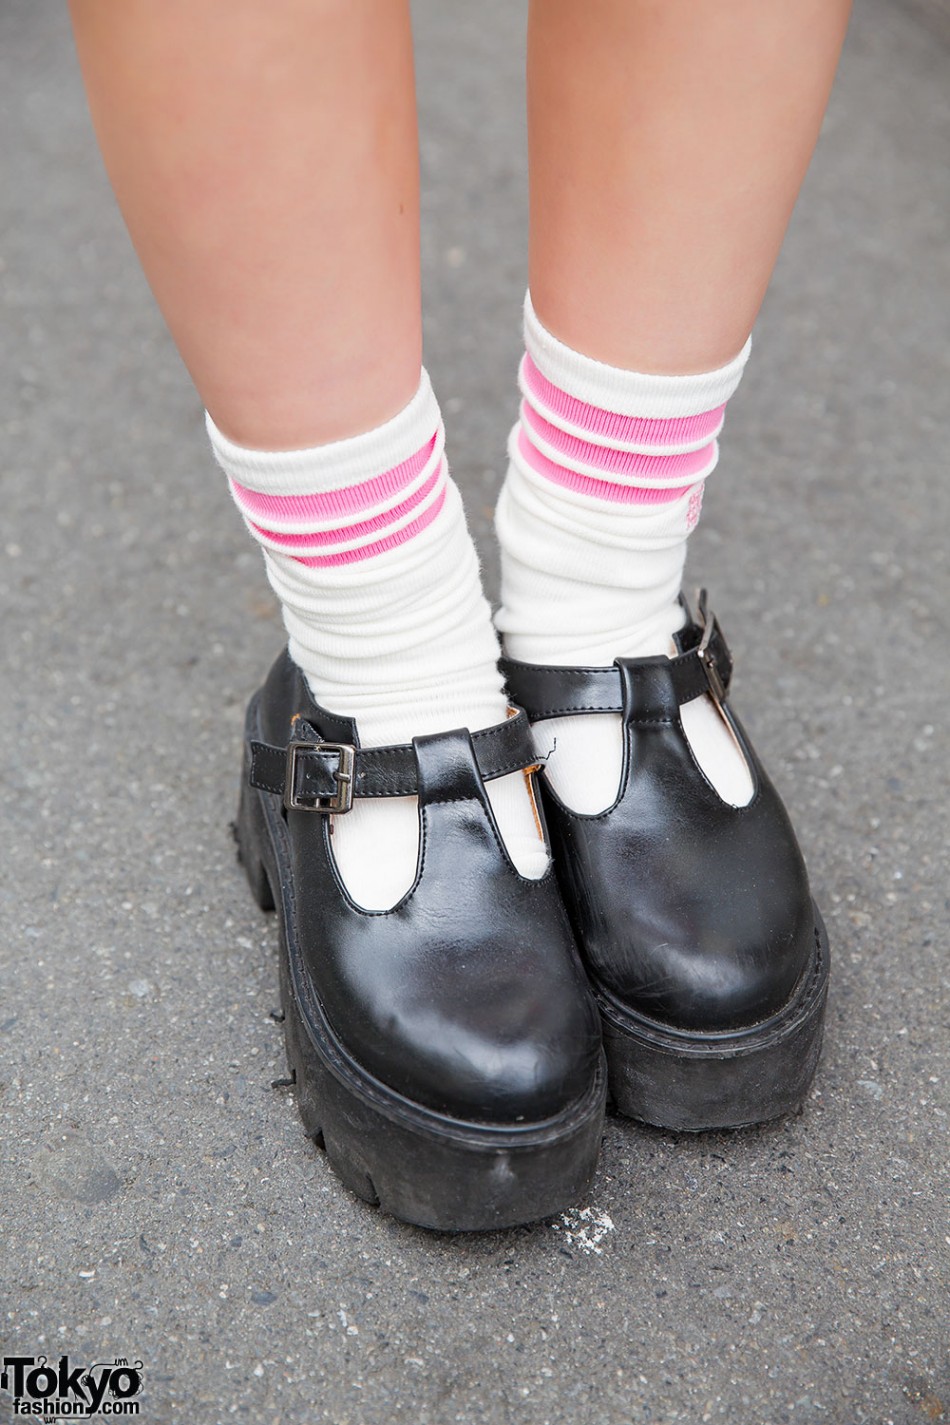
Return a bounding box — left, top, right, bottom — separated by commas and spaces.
522, 354, 725, 447
294, 486, 448, 567
250, 461, 444, 551
517, 429, 692, 504
231, 432, 438, 524
521, 400, 715, 483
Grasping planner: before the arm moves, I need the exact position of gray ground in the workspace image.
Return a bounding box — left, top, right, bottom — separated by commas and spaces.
1, 3, 948, 1422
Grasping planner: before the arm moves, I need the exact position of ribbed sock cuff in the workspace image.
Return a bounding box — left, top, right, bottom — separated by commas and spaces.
523, 291, 751, 418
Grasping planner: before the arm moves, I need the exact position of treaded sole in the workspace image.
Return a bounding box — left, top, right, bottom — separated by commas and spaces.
594, 910, 830, 1132
234, 694, 607, 1232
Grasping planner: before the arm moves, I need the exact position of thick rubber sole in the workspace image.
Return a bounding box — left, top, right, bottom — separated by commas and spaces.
233, 702, 607, 1233
594, 911, 830, 1132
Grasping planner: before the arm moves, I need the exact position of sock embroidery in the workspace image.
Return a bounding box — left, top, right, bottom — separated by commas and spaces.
686, 487, 704, 532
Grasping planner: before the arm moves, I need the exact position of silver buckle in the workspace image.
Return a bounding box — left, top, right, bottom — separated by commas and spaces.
283, 741, 355, 814
695, 590, 726, 705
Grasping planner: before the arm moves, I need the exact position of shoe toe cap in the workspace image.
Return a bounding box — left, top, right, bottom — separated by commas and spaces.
603, 899, 817, 1032
337, 960, 603, 1124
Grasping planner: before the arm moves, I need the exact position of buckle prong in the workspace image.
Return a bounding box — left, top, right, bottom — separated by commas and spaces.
695, 588, 727, 705
284, 741, 356, 814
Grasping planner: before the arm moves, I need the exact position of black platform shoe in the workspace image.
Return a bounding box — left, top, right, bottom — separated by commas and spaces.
233, 650, 607, 1231
500, 592, 829, 1132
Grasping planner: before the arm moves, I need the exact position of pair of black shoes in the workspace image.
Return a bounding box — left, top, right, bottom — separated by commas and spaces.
234, 593, 829, 1231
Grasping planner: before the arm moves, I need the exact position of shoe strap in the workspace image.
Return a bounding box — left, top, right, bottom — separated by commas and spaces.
500, 592, 733, 722
249, 707, 538, 812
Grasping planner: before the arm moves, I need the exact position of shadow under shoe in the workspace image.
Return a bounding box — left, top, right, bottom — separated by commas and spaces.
234, 649, 606, 1231
500, 592, 830, 1132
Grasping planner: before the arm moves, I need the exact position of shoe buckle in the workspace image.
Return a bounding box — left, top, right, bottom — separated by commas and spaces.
695, 588, 727, 705
284, 741, 356, 814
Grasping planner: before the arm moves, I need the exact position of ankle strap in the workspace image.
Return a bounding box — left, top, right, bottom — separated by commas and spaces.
500, 591, 732, 721
249, 708, 538, 813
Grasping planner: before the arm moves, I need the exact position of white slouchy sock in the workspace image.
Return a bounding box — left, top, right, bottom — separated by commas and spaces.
209, 370, 547, 908
495, 293, 754, 813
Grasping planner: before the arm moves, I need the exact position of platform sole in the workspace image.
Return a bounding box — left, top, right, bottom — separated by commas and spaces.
233, 698, 607, 1232
594, 911, 830, 1132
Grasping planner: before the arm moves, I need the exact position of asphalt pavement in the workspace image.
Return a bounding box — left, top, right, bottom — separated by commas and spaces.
1, 2, 948, 1422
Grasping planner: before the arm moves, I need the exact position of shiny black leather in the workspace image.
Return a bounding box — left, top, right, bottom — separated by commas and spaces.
252, 650, 603, 1123
500, 603, 819, 1034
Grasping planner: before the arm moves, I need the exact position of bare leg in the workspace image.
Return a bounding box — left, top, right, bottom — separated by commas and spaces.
68, 0, 420, 446
528, 0, 852, 371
